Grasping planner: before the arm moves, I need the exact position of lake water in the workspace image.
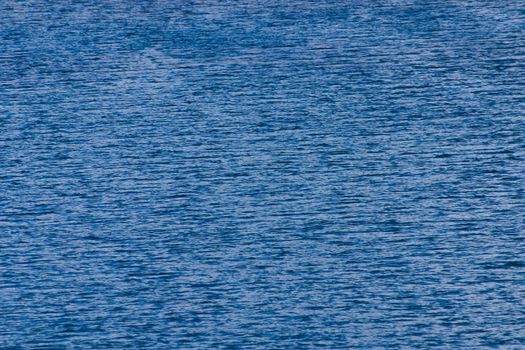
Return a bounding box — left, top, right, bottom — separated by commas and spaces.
1, 1, 525, 348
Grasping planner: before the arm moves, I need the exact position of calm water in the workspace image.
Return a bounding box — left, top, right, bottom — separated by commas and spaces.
1, 1, 525, 348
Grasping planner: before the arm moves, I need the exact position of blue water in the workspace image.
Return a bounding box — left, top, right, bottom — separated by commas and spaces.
1, 1, 525, 348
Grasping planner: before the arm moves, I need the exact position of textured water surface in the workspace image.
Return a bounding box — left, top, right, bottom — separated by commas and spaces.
1, 1, 525, 348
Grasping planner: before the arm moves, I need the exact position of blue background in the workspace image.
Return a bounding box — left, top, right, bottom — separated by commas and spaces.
1, 1, 524, 348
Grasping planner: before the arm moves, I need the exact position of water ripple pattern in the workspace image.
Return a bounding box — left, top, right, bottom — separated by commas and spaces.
1, 1, 525, 349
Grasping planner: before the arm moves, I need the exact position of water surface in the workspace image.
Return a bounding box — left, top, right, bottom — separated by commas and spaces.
1, 1, 525, 348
